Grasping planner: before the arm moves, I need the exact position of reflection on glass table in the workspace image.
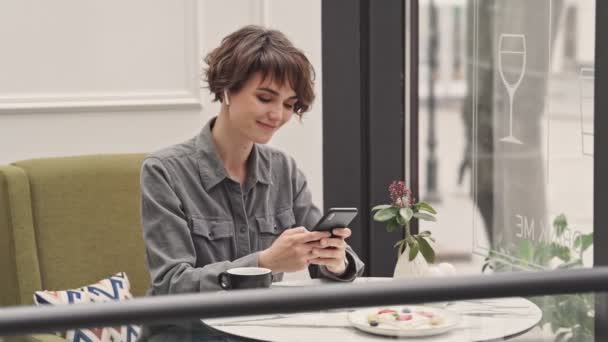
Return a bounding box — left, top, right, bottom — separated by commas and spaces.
203, 278, 542, 342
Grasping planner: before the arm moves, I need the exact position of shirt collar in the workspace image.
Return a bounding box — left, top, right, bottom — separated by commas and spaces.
196, 117, 273, 191
247, 143, 273, 188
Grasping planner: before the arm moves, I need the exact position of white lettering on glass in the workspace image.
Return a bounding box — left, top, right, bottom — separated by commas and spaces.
513, 214, 583, 251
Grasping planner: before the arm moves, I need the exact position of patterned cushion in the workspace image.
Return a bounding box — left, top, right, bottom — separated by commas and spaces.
33, 272, 140, 342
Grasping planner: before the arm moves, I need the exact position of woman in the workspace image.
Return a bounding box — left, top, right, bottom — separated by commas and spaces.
140, 25, 364, 298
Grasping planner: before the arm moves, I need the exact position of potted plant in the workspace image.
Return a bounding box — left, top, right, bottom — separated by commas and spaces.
483, 214, 594, 341
371, 180, 439, 277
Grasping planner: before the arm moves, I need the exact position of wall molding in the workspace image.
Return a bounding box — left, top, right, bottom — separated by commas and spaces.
0, 0, 201, 114
0, 91, 201, 114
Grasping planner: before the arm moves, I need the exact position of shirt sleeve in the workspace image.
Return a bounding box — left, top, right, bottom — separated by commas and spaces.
291, 165, 365, 282
140, 157, 258, 294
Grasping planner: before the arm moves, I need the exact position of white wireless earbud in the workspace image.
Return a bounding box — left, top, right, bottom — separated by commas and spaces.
224, 89, 230, 106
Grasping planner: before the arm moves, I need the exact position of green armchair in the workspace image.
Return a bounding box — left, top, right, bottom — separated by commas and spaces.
0, 154, 150, 313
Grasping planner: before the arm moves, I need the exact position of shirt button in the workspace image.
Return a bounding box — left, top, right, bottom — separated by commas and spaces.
240, 226, 246, 233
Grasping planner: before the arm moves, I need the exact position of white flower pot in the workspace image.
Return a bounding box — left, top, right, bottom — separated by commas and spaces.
393, 251, 430, 278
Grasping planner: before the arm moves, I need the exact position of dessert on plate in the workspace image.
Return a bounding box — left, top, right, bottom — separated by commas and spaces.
366, 307, 445, 329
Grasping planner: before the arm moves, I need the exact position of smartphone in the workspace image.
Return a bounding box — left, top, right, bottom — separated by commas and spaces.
312, 207, 358, 233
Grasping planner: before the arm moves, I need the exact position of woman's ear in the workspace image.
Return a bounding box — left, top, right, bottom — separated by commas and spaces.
224, 89, 230, 106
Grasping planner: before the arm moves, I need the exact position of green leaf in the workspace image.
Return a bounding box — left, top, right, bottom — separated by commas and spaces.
417, 236, 436, 263
399, 207, 413, 222
419, 230, 432, 237
386, 219, 400, 232
574, 235, 582, 250
416, 201, 437, 214
394, 239, 407, 255
396, 215, 407, 226
581, 233, 594, 253
374, 207, 398, 222
574, 233, 594, 254
393, 239, 405, 249
517, 240, 534, 263
371, 204, 392, 212
400, 241, 407, 255
553, 214, 568, 237
551, 243, 571, 262
532, 242, 552, 266
408, 239, 419, 261
550, 320, 559, 333
413, 212, 437, 222
405, 234, 416, 245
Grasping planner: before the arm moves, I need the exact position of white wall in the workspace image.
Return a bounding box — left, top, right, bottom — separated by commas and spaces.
0, 0, 202, 162
0, 0, 323, 208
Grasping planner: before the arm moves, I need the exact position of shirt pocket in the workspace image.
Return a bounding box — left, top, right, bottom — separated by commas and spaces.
191, 217, 234, 263
255, 208, 296, 250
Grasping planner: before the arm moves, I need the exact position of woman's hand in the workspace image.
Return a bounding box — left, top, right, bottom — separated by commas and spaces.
258, 227, 330, 273
309, 228, 351, 275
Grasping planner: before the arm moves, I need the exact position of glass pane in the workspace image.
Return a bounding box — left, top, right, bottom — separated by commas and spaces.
0, 282, 600, 341
418, 0, 595, 274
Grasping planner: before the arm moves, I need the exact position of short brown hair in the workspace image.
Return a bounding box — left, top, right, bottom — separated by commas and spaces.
204, 25, 315, 115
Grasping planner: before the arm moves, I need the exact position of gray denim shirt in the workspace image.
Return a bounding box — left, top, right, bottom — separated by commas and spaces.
140, 117, 365, 295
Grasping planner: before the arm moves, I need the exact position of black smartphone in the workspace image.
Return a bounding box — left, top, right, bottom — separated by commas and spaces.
312, 207, 358, 233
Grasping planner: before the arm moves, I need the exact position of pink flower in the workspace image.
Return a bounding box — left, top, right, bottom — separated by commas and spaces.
388, 180, 413, 208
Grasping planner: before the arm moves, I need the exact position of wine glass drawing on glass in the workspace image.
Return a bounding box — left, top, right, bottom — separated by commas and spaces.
578, 67, 594, 157
498, 33, 527, 145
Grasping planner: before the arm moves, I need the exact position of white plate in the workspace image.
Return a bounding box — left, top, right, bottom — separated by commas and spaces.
347, 305, 460, 337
